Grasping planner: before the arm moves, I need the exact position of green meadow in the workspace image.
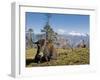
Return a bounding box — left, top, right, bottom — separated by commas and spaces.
26, 48, 89, 67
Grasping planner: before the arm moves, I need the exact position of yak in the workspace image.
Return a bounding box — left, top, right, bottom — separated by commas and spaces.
33, 39, 57, 63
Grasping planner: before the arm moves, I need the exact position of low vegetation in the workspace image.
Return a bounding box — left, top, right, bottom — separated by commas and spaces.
26, 48, 89, 67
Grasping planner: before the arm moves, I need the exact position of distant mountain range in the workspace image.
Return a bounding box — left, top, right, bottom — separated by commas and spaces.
26, 32, 89, 48
57, 34, 89, 47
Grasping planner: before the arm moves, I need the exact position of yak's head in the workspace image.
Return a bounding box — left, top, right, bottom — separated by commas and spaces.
34, 39, 46, 48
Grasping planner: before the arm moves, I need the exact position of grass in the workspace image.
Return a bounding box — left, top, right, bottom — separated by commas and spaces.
26, 48, 89, 67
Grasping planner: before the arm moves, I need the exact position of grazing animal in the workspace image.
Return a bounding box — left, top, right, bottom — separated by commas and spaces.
34, 39, 57, 63
34, 39, 45, 63
43, 40, 57, 61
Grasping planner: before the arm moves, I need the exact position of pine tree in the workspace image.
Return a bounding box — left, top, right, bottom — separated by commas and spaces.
41, 13, 57, 43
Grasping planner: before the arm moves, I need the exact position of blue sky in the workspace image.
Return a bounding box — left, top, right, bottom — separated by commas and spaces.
25, 12, 89, 35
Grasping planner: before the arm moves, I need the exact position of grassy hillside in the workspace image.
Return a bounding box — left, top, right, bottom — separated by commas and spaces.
26, 48, 89, 67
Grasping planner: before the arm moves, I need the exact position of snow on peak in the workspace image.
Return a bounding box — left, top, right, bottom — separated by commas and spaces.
68, 31, 87, 36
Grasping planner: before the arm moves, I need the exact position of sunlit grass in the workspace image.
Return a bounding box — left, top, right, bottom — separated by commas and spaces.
26, 48, 89, 67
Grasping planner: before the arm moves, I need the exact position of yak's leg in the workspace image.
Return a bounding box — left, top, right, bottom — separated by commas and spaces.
45, 55, 48, 62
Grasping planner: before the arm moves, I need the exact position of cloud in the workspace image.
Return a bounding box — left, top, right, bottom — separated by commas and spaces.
57, 29, 66, 34
68, 31, 87, 36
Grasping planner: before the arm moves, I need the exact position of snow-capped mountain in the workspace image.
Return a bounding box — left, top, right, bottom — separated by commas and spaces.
68, 31, 88, 37
26, 32, 89, 48
57, 33, 89, 47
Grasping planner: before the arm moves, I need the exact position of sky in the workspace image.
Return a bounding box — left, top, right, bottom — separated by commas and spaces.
25, 12, 89, 35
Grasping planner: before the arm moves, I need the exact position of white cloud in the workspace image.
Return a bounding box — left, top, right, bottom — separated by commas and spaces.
57, 29, 66, 34
68, 31, 87, 36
